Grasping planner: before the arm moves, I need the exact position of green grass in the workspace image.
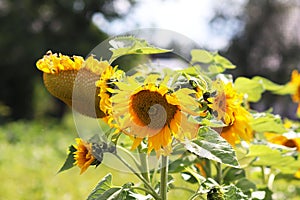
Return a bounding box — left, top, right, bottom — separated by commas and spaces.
2, 113, 300, 200
0, 114, 194, 200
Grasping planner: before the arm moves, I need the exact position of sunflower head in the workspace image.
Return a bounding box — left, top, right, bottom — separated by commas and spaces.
209, 81, 253, 146
36, 51, 119, 118
289, 70, 300, 116
73, 138, 97, 174
264, 132, 300, 151
110, 75, 199, 155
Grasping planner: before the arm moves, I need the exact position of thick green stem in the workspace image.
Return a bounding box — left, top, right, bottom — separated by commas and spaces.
114, 154, 161, 200
260, 166, 266, 185
216, 162, 222, 184
160, 156, 169, 200
138, 147, 150, 183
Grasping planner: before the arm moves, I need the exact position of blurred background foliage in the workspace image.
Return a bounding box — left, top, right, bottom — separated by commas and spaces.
1, 0, 300, 122
1, 0, 300, 123
1, 0, 300, 199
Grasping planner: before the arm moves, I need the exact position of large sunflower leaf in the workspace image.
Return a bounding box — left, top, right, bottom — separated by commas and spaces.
108, 36, 172, 63
252, 76, 294, 95
245, 144, 300, 174
234, 77, 264, 102
57, 145, 76, 173
250, 112, 286, 134
184, 127, 240, 168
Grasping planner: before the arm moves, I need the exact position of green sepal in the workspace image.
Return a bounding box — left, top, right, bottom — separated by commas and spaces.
108, 36, 172, 63
57, 145, 77, 173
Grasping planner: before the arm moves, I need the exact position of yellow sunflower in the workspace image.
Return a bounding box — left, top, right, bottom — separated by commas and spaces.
95, 65, 124, 128
264, 132, 300, 178
109, 74, 199, 155
209, 81, 253, 146
36, 51, 119, 118
289, 70, 300, 116
73, 138, 95, 174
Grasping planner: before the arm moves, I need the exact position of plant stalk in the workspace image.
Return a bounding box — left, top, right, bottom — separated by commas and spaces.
216, 162, 222, 184
114, 154, 161, 200
160, 156, 169, 200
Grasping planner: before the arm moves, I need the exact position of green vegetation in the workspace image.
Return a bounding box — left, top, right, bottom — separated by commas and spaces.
0, 114, 195, 199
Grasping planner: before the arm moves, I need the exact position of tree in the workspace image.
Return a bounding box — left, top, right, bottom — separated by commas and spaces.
223, 0, 300, 118
0, 0, 134, 121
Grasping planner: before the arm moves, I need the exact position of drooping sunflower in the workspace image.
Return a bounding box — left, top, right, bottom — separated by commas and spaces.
73, 138, 96, 174
209, 81, 253, 146
36, 51, 119, 118
264, 132, 300, 178
289, 70, 300, 116
109, 74, 199, 155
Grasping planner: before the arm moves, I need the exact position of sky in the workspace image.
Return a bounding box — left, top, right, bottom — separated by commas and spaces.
92, 0, 247, 50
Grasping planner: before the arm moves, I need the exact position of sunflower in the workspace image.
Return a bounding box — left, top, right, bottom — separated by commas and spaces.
289, 70, 300, 116
95, 65, 124, 128
109, 74, 199, 155
36, 51, 118, 118
209, 81, 253, 146
264, 132, 300, 178
73, 138, 96, 174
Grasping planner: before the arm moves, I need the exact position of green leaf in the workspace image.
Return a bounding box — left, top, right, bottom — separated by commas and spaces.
223, 168, 245, 184
213, 54, 236, 69
87, 173, 113, 200
168, 154, 197, 173
87, 174, 135, 200
57, 145, 76, 173
234, 77, 264, 102
223, 184, 248, 200
246, 144, 300, 174
235, 178, 256, 194
250, 112, 286, 134
191, 49, 214, 63
252, 76, 293, 95
108, 36, 172, 63
184, 127, 240, 168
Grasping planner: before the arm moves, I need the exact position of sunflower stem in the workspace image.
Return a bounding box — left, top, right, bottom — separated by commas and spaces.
138, 147, 150, 182
216, 162, 222, 184
160, 155, 169, 200
114, 154, 161, 200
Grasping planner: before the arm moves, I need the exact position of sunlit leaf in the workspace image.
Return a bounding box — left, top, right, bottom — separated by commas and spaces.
246, 144, 300, 174
252, 76, 293, 95
234, 77, 264, 102
213, 54, 236, 69
184, 127, 240, 168
250, 113, 286, 134
57, 145, 76, 173
191, 49, 213, 63
108, 36, 172, 63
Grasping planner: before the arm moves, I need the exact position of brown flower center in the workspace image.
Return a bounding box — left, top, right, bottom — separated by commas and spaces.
130, 90, 178, 129
284, 139, 298, 150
